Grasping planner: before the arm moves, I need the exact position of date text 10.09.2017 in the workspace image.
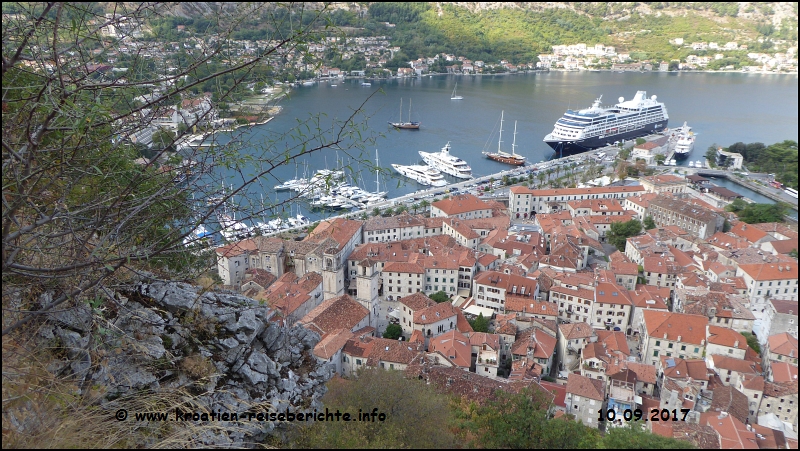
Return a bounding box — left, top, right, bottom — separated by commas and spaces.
598, 408, 690, 422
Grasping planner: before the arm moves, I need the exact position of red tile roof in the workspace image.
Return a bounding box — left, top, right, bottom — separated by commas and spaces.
699, 412, 758, 449
414, 302, 458, 325
559, 322, 594, 340
767, 332, 798, 358
707, 326, 749, 351
538, 381, 567, 408
431, 193, 492, 215
565, 373, 604, 401
738, 262, 798, 281
643, 311, 708, 345
729, 222, 769, 243
505, 297, 557, 317
314, 329, 354, 360
306, 217, 362, 252
711, 355, 762, 375
299, 294, 369, 336
429, 329, 471, 368
398, 292, 436, 311
769, 361, 798, 383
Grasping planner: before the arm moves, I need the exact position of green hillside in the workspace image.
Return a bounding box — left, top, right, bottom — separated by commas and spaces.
366, 2, 797, 63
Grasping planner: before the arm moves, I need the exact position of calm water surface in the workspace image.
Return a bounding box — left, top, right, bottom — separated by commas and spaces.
213, 71, 798, 221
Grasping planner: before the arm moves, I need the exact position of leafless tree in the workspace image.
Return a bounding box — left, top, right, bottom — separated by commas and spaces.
2, 2, 379, 336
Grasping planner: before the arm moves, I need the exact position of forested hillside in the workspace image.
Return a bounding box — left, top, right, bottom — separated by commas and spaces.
362, 2, 797, 63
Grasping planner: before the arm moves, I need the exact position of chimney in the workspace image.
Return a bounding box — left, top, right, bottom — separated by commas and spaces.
677, 335, 682, 342
734, 340, 739, 348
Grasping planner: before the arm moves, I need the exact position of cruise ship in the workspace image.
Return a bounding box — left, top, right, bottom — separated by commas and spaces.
543, 91, 669, 157
391, 164, 447, 187
670, 122, 694, 159
418, 142, 472, 179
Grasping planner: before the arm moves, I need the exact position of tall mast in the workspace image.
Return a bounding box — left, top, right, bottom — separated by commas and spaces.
375, 149, 380, 194
498, 111, 504, 153
512, 120, 518, 156
408, 99, 412, 123
399, 98, 403, 124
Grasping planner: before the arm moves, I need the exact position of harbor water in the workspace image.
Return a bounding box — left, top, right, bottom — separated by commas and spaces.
203, 71, 798, 225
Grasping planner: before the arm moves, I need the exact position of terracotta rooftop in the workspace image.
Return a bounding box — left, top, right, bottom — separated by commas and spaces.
215, 239, 258, 258
510, 185, 645, 197
298, 294, 369, 336
473, 271, 538, 296
595, 281, 633, 306
559, 322, 594, 340
649, 195, 722, 223
710, 385, 751, 424
505, 297, 557, 317
606, 361, 657, 385
398, 292, 436, 311
595, 330, 631, 356
565, 372, 604, 401
651, 422, 720, 449
305, 217, 362, 252
362, 212, 424, 231
769, 238, 799, 255
431, 193, 491, 215
729, 222, 769, 244
767, 332, 798, 358
769, 361, 798, 384
707, 326, 749, 351
406, 365, 554, 407
643, 311, 708, 345
511, 328, 556, 360
428, 329, 471, 368
738, 262, 798, 281
763, 380, 798, 397
538, 381, 567, 408
468, 332, 501, 351
660, 356, 710, 381
711, 355, 762, 375
364, 337, 425, 367
610, 260, 639, 275
699, 411, 758, 449
314, 329, 354, 360
414, 302, 459, 325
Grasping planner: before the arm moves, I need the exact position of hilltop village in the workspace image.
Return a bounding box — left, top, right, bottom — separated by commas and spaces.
215, 175, 799, 448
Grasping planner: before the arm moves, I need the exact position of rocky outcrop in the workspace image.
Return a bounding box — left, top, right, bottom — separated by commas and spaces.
30, 276, 333, 447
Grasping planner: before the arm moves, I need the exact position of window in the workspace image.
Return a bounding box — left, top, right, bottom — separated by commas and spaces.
681, 345, 686, 351
653, 350, 659, 357
655, 340, 661, 347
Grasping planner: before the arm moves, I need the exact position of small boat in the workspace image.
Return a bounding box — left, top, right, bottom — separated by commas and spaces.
388, 98, 420, 130
361, 82, 372, 86
695, 160, 704, 168
330, 84, 337, 87
451, 82, 463, 100
688, 161, 696, 168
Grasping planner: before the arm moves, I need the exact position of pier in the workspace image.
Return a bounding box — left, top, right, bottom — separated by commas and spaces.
695, 169, 799, 211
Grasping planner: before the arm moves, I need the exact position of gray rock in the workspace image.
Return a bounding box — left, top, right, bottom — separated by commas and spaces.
220, 337, 240, 349
48, 302, 93, 333
56, 328, 89, 359
246, 352, 277, 376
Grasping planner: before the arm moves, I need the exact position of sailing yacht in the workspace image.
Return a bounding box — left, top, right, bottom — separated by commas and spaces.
388, 98, 420, 130
483, 112, 526, 166
451, 82, 463, 100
